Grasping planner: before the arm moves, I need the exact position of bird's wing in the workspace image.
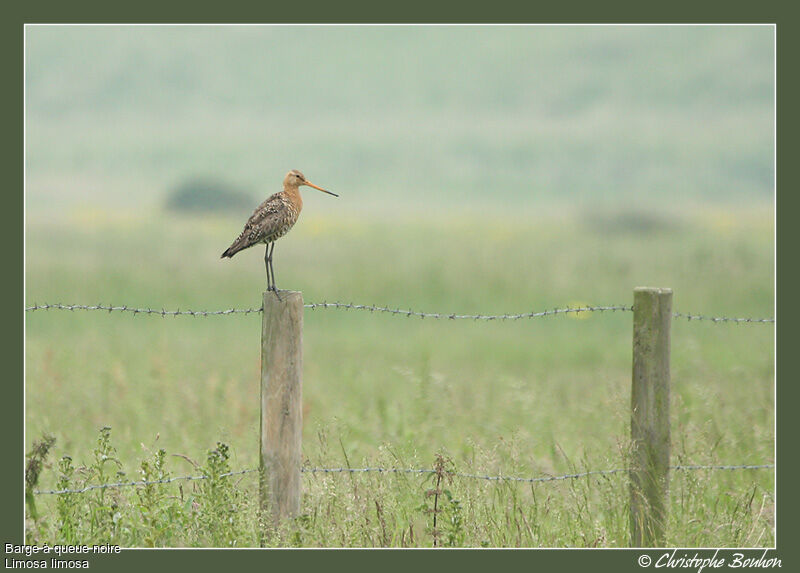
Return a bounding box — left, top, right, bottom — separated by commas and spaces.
223, 193, 289, 256
245, 193, 289, 238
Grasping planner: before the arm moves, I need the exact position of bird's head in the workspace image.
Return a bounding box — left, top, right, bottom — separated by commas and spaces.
284, 170, 338, 197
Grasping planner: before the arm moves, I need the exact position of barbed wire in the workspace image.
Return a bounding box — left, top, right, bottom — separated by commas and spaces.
34, 463, 773, 495
671, 313, 775, 324
671, 463, 775, 472
23, 303, 264, 317
300, 466, 628, 482
33, 468, 258, 495
24, 302, 775, 324
304, 302, 634, 320
302, 463, 775, 483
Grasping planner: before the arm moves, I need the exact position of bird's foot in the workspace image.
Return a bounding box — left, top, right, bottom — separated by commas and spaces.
266, 284, 283, 301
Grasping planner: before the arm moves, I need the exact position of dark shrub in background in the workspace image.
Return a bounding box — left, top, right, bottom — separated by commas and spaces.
164, 178, 255, 214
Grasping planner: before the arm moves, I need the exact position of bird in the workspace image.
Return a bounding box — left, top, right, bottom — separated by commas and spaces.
221, 170, 338, 294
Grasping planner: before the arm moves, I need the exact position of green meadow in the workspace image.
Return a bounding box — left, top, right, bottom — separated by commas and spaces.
24, 25, 774, 547
24, 207, 774, 547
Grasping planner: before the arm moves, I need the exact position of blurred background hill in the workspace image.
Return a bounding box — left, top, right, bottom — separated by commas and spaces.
25, 25, 774, 217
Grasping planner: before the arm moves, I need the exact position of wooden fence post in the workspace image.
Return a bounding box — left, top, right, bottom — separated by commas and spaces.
630, 287, 672, 547
260, 290, 303, 532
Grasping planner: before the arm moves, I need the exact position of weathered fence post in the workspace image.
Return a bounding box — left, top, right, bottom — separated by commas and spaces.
630, 287, 672, 547
260, 290, 303, 533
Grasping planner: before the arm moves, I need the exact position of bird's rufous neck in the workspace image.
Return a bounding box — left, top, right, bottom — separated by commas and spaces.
284, 185, 303, 211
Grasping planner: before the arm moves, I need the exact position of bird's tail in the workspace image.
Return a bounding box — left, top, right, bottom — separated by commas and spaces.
221, 230, 256, 258
221, 244, 241, 259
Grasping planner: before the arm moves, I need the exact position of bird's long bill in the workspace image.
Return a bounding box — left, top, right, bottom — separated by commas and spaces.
305, 180, 339, 197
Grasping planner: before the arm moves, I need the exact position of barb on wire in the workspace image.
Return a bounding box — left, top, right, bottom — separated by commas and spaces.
24, 301, 774, 324
33, 462, 773, 495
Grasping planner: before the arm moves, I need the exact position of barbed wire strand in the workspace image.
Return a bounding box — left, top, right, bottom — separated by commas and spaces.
670, 313, 775, 324
24, 302, 774, 324
24, 303, 264, 317
33, 468, 258, 495
671, 463, 775, 472
33, 463, 773, 495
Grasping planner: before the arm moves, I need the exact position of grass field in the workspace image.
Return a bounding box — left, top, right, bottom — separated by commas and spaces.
24, 205, 774, 547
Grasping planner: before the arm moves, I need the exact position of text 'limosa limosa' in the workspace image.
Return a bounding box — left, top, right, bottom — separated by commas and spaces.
221, 170, 338, 294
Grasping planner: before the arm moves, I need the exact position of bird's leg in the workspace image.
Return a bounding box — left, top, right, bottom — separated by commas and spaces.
264, 244, 273, 291
268, 242, 281, 300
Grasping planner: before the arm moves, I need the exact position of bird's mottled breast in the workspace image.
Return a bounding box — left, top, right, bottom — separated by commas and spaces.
262, 201, 300, 243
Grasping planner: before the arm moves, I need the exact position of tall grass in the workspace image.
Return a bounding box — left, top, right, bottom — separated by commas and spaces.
26, 427, 772, 547
24, 208, 774, 547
